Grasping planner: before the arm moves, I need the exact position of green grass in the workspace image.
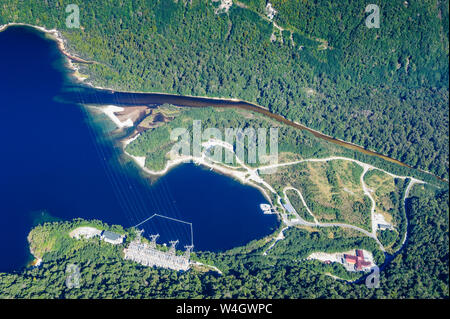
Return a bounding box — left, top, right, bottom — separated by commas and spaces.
263, 161, 372, 231
285, 189, 315, 223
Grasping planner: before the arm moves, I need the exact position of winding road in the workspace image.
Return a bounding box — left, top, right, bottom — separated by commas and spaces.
260, 156, 428, 254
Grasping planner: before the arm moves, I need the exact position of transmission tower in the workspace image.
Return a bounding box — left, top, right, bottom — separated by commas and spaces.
184, 245, 194, 259
135, 229, 144, 241
169, 240, 179, 255
149, 234, 160, 248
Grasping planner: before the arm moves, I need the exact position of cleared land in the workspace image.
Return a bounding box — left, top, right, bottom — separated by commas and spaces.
124, 105, 425, 258
263, 160, 372, 232
364, 169, 407, 251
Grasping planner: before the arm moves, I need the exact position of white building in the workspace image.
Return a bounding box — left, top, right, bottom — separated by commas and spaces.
101, 230, 125, 245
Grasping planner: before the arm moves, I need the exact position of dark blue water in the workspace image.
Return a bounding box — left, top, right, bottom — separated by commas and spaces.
0, 26, 278, 272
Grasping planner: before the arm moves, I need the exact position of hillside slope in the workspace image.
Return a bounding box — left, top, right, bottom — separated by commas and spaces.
0, 0, 448, 178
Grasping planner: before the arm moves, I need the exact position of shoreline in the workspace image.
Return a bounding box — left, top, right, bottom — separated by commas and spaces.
92, 105, 275, 204
1, 23, 444, 183
95, 105, 134, 129
121, 135, 276, 206
0, 23, 268, 105
26, 235, 42, 268
0, 23, 90, 83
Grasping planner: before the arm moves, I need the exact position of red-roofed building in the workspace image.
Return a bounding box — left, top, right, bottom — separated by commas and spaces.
344, 250, 371, 271
344, 254, 358, 264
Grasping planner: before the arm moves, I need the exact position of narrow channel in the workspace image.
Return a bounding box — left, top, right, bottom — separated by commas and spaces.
60, 86, 414, 170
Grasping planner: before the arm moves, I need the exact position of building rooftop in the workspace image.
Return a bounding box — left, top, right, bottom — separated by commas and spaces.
344, 250, 371, 271
344, 254, 358, 264
102, 230, 122, 241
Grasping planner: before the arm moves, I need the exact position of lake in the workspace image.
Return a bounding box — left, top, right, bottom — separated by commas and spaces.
0, 26, 279, 272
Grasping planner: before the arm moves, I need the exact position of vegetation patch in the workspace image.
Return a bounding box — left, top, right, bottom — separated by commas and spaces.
285, 189, 315, 223
263, 161, 372, 231
364, 169, 408, 252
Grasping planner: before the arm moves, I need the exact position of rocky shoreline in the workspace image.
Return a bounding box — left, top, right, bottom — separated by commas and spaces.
0, 23, 92, 83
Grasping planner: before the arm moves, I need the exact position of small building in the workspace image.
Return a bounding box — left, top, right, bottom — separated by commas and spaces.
344, 254, 358, 264
101, 230, 125, 245
344, 250, 372, 271
378, 224, 393, 230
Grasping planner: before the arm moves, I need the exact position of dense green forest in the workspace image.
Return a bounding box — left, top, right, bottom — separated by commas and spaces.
0, 0, 448, 179
125, 106, 353, 170
0, 186, 447, 298
0, 0, 448, 300
126, 105, 446, 188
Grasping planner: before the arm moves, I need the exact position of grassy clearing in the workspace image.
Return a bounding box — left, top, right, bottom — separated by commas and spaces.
264, 160, 371, 230
364, 169, 408, 251
277, 151, 304, 163
285, 189, 315, 223
364, 170, 399, 226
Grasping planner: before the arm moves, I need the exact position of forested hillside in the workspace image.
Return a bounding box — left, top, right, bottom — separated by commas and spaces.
0, 187, 447, 298
0, 0, 448, 178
